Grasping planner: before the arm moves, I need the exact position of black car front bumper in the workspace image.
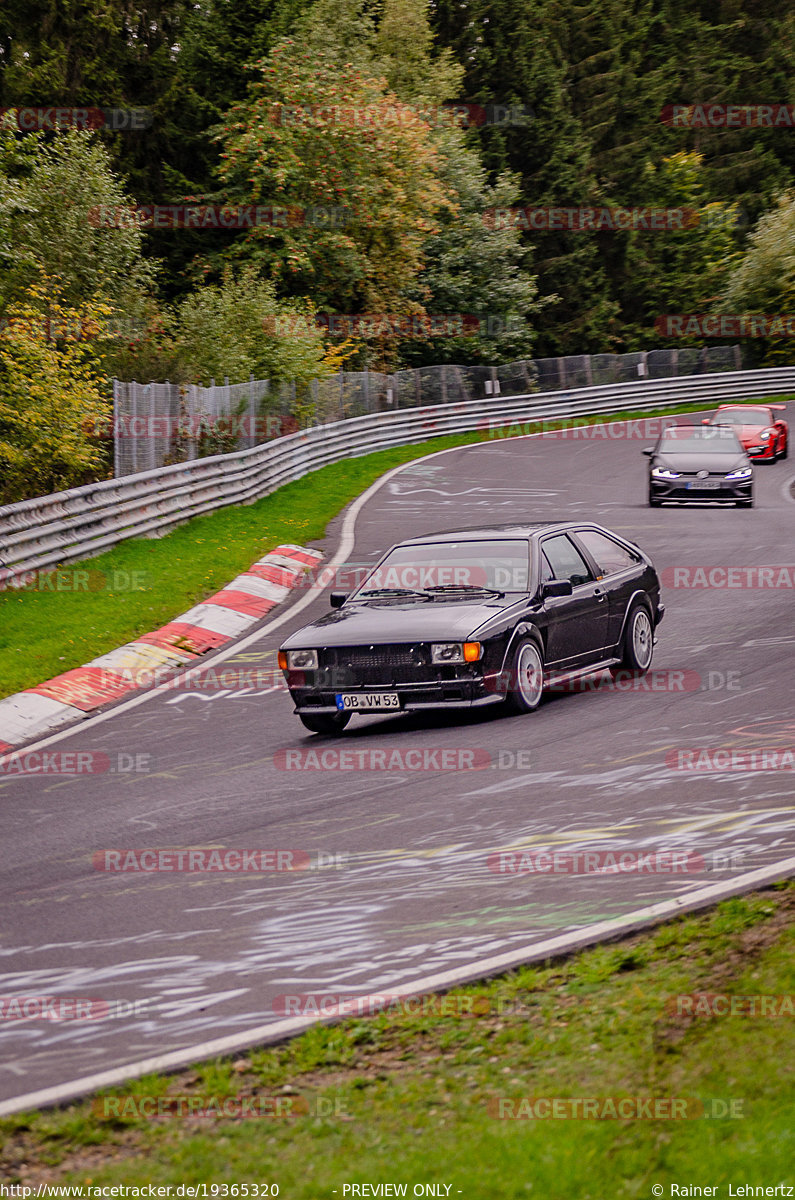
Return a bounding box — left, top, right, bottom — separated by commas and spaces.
284, 644, 507, 713
650, 474, 753, 503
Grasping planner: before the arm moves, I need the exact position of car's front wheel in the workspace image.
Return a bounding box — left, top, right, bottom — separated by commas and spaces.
504, 638, 545, 714
779, 436, 788, 461
610, 603, 654, 677
298, 712, 351, 736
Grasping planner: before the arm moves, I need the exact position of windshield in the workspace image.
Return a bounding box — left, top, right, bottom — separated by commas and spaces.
658, 428, 743, 454
710, 408, 772, 426
353, 540, 530, 596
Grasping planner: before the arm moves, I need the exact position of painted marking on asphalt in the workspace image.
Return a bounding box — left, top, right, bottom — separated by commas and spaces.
2, 853, 793, 1117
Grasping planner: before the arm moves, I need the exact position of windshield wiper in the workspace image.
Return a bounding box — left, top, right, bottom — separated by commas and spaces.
357, 587, 432, 600
423, 584, 504, 597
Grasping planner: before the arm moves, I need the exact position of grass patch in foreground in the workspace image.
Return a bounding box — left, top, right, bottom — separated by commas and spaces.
1, 884, 793, 1191
2, 395, 791, 700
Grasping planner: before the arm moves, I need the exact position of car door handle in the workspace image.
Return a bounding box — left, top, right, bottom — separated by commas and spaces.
593, 587, 606, 602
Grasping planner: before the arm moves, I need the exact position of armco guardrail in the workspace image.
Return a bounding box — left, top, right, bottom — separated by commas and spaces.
2, 368, 794, 586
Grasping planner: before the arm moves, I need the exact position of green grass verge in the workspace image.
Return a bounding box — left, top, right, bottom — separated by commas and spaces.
1, 884, 792, 1190
2, 395, 792, 700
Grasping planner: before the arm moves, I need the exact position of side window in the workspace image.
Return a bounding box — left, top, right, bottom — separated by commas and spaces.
540, 552, 554, 583
576, 530, 639, 577
541, 535, 594, 587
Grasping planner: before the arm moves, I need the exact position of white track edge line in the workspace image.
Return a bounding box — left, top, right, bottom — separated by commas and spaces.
1, 854, 793, 1116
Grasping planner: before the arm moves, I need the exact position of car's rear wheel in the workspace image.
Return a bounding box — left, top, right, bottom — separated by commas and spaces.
610, 603, 653, 677
298, 712, 351, 735
504, 638, 545, 714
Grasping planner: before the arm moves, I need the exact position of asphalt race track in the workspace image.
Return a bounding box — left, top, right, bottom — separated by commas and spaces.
1, 405, 794, 1111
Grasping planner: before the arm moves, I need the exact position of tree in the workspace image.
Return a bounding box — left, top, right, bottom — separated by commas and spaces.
0, 282, 113, 502
0, 127, 156, 324
214, 40, 450, 316
616, 152, 740, 347
170, 266, 333, 386
721, 192, 795, 363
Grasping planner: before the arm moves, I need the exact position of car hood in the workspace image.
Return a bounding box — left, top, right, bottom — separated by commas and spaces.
731, 425, 766, 441
653, 450, 749, 472
280, 596, 520, 649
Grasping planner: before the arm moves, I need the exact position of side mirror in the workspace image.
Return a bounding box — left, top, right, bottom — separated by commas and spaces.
641, 447, 654, 457
329, 591, 348, 608
542, 578, 573, 599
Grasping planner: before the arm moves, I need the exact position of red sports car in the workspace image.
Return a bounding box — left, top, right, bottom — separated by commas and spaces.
705, 404, 789, 463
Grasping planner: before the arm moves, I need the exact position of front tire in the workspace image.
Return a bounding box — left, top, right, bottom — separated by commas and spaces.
648, 485, 662, 507
780, 437, 788, 460
298, 711, 351, 736
504, 638, 545, 714
610, 603, 654, 677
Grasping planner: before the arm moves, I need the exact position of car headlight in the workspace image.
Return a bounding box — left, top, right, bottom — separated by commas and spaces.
651, 467, 681, 479
760, 430, 772, 440
724, 467, 753, 480
431, 642, 482, 664
278, 648, 318, 670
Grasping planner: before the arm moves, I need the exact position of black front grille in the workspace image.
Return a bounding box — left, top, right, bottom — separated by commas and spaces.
322, 644, 432, 686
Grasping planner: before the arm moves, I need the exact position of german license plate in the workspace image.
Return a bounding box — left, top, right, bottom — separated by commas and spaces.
336, 692, 401, 711
687, 480, 720, 490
